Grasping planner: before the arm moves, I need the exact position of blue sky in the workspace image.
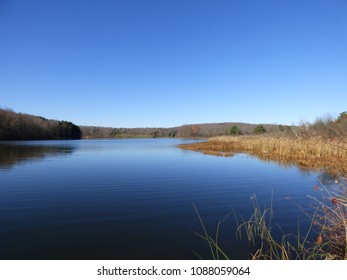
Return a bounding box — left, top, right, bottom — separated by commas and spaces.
1, 0, 346, 127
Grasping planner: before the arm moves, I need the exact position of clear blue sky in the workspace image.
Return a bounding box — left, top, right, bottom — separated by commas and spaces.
1, 0, 346, 128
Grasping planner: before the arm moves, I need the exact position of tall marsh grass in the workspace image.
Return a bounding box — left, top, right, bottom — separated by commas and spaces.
194, 179, 347, 260
238, 186, 346, 260
179, 135, 347, 174
310, 177, 347, 259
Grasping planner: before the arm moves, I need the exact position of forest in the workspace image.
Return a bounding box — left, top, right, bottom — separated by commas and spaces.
0, 109, 82, 140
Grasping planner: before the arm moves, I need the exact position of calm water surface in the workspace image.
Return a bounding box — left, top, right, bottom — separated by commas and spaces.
0, 139, 321, 259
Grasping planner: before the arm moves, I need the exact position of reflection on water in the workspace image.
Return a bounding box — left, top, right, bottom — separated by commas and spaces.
0, 143, 75, 169
206, 151, 342, 177
0, 139, 326, 260
251, 154, 325, 175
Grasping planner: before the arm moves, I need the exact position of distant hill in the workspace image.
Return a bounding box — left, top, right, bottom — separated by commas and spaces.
0, 109, 82, 140
80, 122, 295, 139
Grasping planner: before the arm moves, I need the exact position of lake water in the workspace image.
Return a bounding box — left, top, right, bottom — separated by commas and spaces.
0, 139, 322, 259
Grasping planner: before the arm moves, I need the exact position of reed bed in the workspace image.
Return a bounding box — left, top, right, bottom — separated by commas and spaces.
179, 135, 347, 174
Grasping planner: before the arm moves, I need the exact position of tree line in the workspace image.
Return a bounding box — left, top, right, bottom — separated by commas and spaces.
0, 109, 82, 140
80, 122, 287, 139
227, 112, 347, 138
297, 111, 347, 138
3, 108, 344, 140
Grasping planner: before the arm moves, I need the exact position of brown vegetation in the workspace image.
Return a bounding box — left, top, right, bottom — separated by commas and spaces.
236, 183, 347, 260
179, 135, 347, 175
311, 179, 347, 259
189, 113, 347, 259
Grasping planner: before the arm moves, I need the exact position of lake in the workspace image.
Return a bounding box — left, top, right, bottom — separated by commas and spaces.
0, 139, 322, 259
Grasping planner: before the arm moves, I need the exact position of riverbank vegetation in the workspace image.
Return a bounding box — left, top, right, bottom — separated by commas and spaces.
180, 135, 347, 174
239, 180, 346, 260
189, 112, 347, 260
0, 109, 81, 140
195, 179, 347, 260
179, 112, 347, 175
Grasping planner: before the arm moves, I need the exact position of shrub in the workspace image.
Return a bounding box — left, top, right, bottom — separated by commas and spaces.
229, 125, 241, 135
336, 112, 347, 123
254, 125, 266, 134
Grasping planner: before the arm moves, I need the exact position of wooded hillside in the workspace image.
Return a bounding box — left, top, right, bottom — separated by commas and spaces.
80, 122, 289, 139
0, 109, 82, 140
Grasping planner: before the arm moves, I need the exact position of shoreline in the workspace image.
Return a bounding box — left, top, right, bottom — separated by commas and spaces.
178, 135, 347, 175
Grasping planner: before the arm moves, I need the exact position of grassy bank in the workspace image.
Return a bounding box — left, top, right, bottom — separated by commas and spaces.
179, 135, 347, 174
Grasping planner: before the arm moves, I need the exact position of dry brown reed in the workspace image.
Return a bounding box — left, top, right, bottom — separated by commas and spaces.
195, 182, 347, 260
179, 135, 347, 175
235, 188, 347, 260
310, 178, 347, 259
